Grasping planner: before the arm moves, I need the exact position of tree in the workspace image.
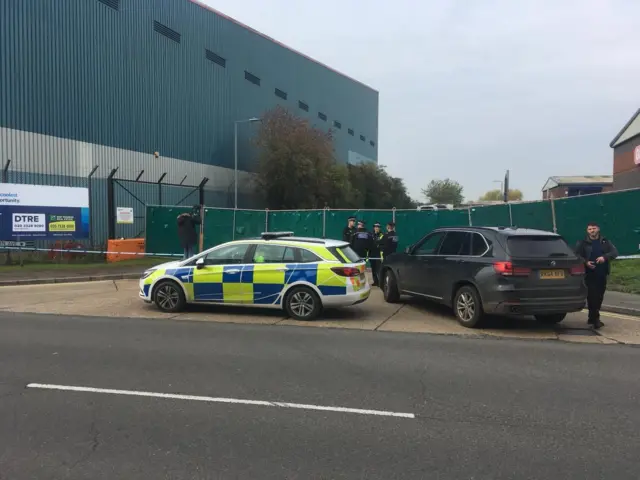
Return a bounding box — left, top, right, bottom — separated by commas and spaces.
421, 179, 464, 206
347, 163, 417, 209
253, 106, 417, 209
253, 106, 351, 209
479, 189, 523, 202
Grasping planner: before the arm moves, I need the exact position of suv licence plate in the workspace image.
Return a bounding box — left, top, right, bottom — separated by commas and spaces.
539, 269, 565, 279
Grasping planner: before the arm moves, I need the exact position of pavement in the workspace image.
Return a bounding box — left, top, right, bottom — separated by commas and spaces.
1, 312, 640, 479
2, 263, 640, 316
1, 278, 640, 345
0, 263, 149, 286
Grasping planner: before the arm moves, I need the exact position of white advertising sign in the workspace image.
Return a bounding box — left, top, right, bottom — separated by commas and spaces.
12, 213, 46, 232
0, 183, 89, 207
117, 207, 134, 224
0, 183, 90, 240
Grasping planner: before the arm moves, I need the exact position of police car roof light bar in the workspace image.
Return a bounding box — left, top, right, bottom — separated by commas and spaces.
261, 231, 295, 240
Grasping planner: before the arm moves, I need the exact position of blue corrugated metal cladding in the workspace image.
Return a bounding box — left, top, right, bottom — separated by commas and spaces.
0, 0, 379, 171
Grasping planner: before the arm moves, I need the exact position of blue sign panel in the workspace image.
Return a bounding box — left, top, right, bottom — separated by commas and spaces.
0, 183, 89, 240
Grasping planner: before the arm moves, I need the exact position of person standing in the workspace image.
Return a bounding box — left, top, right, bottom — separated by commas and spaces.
369, 222, 384, 286
574, 222, 618, 329
382, 222, 399, 259
177, 211, 201, 259
351, 220, 373, 260
342, 216, 356, 243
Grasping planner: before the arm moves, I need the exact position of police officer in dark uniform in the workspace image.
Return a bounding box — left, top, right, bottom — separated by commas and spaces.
369, 222, 385, 286
381, 222, 399, 259
351, 220, 373, 260
342, 216, 356, 243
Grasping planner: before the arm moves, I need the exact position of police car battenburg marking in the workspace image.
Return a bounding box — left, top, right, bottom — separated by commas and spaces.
151, 262, 349, 305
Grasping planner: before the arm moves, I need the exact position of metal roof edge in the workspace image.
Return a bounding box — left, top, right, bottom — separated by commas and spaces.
609, 108, 640, 148
188, 0, 379, 94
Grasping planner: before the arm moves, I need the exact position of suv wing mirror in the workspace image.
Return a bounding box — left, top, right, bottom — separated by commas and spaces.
404, 246, 412, 254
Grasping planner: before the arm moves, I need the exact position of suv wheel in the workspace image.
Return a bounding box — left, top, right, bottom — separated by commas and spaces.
453, 285, 484, 328
285, 286, 322, 321
382, 269, 400, 303
153, 280, 186, 313
534, 313, 566, 324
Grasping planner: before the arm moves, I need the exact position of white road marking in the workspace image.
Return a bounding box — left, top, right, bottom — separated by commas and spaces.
26, 383, 415, 419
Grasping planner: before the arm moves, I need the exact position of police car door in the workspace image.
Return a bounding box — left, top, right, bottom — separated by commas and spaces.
247, 243, 295, 305
193, 243, 251, 303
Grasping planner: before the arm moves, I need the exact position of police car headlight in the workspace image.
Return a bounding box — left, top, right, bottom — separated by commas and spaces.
141, 268, 156, 279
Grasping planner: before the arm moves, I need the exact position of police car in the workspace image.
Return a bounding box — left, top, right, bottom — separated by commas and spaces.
139, 232, 371, 321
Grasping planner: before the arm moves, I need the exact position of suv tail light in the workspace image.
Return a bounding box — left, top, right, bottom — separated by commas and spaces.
570, 264, 585, 275
331, 266, 360, 277
493, 261, 531, 276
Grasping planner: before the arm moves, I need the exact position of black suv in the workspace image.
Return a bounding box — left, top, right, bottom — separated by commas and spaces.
380, 227, 587, 328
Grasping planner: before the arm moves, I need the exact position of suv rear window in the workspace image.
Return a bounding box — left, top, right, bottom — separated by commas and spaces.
506, 236, 574, 258
328, 245, 362, 263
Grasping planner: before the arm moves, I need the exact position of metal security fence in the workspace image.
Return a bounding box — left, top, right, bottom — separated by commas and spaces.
145, 187, 640, 257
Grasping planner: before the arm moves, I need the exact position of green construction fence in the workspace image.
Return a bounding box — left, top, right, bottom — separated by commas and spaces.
145, 188, 640, 257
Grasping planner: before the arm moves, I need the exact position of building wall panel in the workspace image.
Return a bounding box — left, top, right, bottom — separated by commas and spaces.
0, 0, 378, 175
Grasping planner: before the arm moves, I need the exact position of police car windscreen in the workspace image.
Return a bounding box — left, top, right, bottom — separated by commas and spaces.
507, 236, 574, 258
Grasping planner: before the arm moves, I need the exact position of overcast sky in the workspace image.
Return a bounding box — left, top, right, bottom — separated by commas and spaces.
202, 0, 639, 202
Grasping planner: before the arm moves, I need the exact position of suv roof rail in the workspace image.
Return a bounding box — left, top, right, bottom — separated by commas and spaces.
261, 231, 294, 240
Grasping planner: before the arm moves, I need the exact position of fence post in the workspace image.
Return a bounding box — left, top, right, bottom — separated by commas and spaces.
508, 202, 513, 227
232, 209, 237, 240
467, 206, 473, 226
106, 167, 119, 240
550, 198, 558, 233
392, 207, 396, 223
87, 165, 99, 247
157, 173, 167, 206
265, 208, 269, 232
322, 207, 328, 238
2, 159, 10, 182
198, 177, 209, 206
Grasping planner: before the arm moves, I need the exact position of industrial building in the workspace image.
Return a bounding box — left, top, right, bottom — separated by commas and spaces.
0, 0, 379, 242
541, 176, 613, 199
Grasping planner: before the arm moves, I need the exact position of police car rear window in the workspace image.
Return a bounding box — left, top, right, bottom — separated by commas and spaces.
506, 236, 574, 258
328, 245, 361, 263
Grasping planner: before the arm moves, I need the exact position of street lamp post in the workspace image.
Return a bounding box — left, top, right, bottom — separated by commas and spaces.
234, 117, 261, 210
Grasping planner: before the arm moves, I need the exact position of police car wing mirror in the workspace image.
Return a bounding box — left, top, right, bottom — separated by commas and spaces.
195, 257, 205, 269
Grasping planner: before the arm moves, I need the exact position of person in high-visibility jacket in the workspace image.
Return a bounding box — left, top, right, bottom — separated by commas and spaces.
369, 222, 385, 286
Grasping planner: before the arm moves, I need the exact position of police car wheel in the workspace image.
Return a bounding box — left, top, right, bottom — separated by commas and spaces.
285, 286, 321, 321
153, 280, 186, 313
453, 285, 484, 328
382, 270, 400, 303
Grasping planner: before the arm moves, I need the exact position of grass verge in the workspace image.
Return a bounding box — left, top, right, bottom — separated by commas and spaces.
609, 258, 640, 295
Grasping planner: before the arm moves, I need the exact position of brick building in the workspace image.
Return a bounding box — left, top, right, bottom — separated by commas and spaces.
610, 108, 640, 190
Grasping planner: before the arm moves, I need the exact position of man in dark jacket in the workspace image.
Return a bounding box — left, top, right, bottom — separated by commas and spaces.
381, 222, 399, 259
342, 216, 356, 243
574, 222, 618, 329
369, 222, 384, 286
177, 210, 201, 259
351, 220, 373, 260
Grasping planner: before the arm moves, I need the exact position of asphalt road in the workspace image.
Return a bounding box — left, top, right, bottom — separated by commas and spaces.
1, 313, 639, 479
